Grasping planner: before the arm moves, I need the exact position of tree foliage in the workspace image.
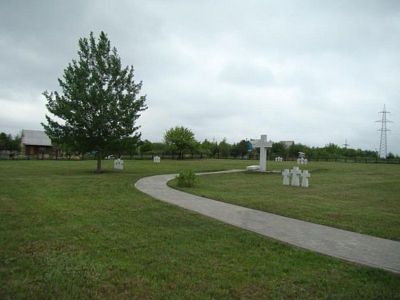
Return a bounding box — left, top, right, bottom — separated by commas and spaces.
231, 140, 250, 158
42, 32, 147, 172
0, 132, 21, 152
164, 126, 196, 159
218, 138, 231, 158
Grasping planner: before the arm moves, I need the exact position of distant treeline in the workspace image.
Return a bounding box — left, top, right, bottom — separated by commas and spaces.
1, 130, 398, 161
132, 139, 399, 161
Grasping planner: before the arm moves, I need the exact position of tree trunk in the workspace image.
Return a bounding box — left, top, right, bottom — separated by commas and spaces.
96, 151, 102, 173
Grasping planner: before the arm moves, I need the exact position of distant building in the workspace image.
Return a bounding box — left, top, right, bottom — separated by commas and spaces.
21, 130, 56, 158
280, 141, 294, 148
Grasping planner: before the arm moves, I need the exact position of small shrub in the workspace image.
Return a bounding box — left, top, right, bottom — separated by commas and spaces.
176, 169, 197, 187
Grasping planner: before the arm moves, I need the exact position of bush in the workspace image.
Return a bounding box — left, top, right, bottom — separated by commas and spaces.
176, 169, 197, 187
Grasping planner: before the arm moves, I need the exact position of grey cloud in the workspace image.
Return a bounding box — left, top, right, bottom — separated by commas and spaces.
0, 0, 399, 154
219, 63, 274, 87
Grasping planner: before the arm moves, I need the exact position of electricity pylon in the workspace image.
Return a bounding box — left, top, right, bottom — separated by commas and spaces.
376, 105, 392, 159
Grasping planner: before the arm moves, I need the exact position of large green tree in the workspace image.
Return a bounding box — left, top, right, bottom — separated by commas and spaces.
164, 126, 196, 159
42, 32, 147, 172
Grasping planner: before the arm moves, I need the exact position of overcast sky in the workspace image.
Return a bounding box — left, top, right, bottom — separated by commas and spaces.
1, 0, 399, 154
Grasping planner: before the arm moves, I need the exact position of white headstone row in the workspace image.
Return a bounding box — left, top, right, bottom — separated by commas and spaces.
282, 167, 310, 188
297, 157, 308, 165
275, 156, 283, 162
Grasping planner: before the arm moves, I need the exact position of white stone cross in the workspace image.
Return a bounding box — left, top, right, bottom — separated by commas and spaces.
301, 170, 311, 188
290, 166, 301, 186
282, 169, 290, 185
251, 134, 273, 172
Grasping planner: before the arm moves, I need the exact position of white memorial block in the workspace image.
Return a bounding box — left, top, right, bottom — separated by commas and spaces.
246, 165, 260, 171
290, 167, 301, 186
250, 134, 273, 172
300, 157, 305, 165
297, 158, 301, 164
304, 158, 308, 165
113, 158, 124, 170
282, 169, 290, 185
153, 156, 161, 163
301, 170, 311, 188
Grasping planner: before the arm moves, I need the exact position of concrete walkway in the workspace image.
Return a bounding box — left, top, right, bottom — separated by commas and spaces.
135, 170, 400, 274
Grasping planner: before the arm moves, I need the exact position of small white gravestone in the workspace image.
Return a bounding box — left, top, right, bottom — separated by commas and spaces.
282, 169, 290, 185
290, 167, 301, 186
153, 156, 161, 163
250, 134, 273, 172
298, 152, 307, 165
114, 158, 124, 170
301, 170, 311, 188
246, 165, 260, 171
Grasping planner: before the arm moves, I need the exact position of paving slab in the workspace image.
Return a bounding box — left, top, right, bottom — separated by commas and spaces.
135, 170, 400, 274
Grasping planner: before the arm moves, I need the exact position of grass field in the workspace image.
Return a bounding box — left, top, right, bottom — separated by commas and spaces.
170, 161, 400, 240
1, 159, 399, 299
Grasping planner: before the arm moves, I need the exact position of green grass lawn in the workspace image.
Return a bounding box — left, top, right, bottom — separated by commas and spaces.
171, 161, 400, 241
1, 159, 399, 299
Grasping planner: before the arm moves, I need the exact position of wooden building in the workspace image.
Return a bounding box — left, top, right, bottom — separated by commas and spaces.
21, 130, 56, 158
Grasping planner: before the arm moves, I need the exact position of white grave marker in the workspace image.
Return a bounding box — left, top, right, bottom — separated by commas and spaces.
297, 152, 307, 165
301, 170, 311, 188
246, 165, 260, 171
114, 158, 124, 170
250, 134, 273, 172
282, 169, 290, 185
290, 166, 301, 186
153, 156, 161, 163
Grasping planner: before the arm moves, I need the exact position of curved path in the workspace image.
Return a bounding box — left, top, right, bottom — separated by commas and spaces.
135, 170, 400, 274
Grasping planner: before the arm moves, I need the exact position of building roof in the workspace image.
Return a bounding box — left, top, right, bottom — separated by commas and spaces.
21, 130, 52, 146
